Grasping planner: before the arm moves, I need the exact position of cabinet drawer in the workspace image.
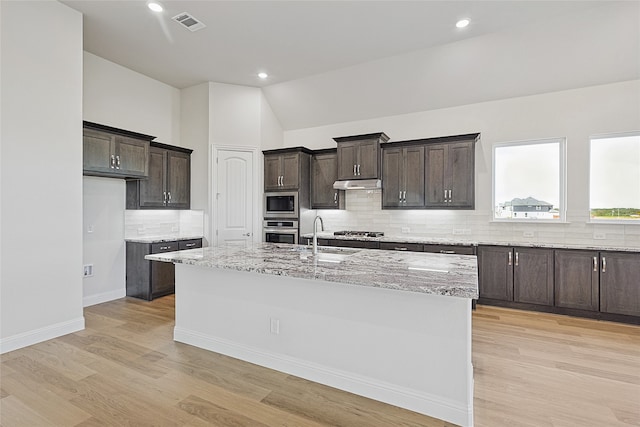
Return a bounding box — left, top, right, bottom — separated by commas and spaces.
379, 242, 424, 252
423, 244, 475, 255
179, 239, 202, 250
333, 240, 380, 249
151, 242, 178, 253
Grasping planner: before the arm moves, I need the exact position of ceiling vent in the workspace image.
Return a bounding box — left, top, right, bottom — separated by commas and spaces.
172, 12, 206, 32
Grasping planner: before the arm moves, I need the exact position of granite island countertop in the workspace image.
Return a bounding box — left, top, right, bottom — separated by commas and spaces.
146, 242, 479, 299
302, 232, 640, 252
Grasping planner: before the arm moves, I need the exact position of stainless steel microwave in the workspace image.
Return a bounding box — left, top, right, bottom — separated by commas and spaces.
264, 191, 298, 218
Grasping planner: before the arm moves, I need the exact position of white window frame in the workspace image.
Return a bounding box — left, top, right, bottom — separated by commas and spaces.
589, 131, 640, 225
492, 137, 567, 223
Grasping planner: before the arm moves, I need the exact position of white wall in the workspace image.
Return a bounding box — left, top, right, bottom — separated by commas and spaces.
83, 53, 182, 305
284, 80, 640, 249
1, 1, 84, 353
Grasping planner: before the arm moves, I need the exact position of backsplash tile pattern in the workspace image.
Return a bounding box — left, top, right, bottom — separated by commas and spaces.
124, 210, 204, 239
316, 191, 639, 249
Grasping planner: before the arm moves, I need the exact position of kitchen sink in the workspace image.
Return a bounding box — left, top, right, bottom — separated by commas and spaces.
294, 246, 359, 263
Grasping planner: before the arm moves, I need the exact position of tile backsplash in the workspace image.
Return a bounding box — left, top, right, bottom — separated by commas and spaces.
315, 191, 640, 249
124, 210, 204, 239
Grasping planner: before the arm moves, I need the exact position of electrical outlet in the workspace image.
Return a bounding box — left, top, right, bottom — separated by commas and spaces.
83, 264, 94, 278
87, 225, 94, 233
453, 229, 471, 235
523, 231, 535, 238
401, 227, 410, 233
137, 228, 145, 235
270, 318, 280, 335
593, 233, 606, 240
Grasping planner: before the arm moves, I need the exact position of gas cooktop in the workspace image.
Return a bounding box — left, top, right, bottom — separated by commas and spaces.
333, 231, 385, 238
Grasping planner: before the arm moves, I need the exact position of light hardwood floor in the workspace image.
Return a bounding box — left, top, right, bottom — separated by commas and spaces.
1, 296, 638, 426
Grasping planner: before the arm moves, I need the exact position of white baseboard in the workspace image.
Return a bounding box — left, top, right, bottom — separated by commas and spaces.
83, 289, 126, 307
0, 317, 85, 354
174, 327, 473, 427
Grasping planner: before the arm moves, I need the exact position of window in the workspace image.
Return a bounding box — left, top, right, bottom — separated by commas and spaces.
590, 132, 640, 223
493, 138, 566, 221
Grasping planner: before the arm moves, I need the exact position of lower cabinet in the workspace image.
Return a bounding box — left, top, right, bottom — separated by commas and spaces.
478, 246, 554, 306
480, 246, 640, 322
599, 251, 640, 317
126, 238, 202, 301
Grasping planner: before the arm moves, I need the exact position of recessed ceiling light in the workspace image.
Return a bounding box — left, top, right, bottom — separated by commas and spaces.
258, 72, 268, 79
148, 2, 163, 12
456, 19, 470, 28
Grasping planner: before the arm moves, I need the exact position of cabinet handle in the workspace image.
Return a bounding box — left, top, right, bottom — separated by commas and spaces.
508, 251, 512, 266
353, 165, 357, 176
444, 189, 447, 202
440, 250, 456, 254
394, 247, 408, 251
185, 243, 196, 247
167, 192, 171, 203
515, 252, 519, 266
357, 164, 361, 176
602, 256, 606, 273
160, 246, 170, 250
163, 192, 167, 204
448, 189, 452, 201
403, 190, 407, 202
110, 155, 116, 169
399, 190, 402, 201
593, 256, 598, 272
334, 192, 338, 204
115, 155, 121, 169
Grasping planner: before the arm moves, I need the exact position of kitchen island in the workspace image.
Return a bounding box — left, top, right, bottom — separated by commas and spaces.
147, 243, 478, 426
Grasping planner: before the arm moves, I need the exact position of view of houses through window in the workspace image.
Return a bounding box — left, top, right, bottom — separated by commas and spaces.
590, 132, 640, 222
493, 138, 565, 221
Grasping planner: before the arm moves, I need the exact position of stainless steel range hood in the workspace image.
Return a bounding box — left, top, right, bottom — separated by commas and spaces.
333, 179, 381, 190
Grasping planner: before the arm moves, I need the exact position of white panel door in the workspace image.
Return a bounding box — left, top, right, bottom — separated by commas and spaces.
215, 149, 254, 246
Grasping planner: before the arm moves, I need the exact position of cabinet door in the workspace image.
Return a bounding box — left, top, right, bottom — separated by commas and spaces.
600, 252, 640, 316
167, 150, 191, 209
404, 146, 425, 207
425, 144, 447, 207
513, 247, 554, 306
477, 246, 514, 301
554, 250, 599, 311
447, 142, 474, 208
280, 153, 300, 189
357, 139, 379, 179
264, 154, 282, 190
139, 147, 167, 208
337, 142, 358, 180
114, 136, 149, 177
312, 152, 342, 209
83, 128, 114, 174
382, 148, 403, 207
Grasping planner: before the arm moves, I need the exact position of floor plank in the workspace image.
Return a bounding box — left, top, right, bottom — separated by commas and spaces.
1, 296, 638, 427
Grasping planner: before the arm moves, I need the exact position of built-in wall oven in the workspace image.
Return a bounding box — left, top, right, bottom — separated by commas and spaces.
263, 219, 299, 244
264, 191, 298, 219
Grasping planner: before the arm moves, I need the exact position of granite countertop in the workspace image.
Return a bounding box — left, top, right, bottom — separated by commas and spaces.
125, 235, 204, 244
302, 232, 640, 252
146, 242, 479, 299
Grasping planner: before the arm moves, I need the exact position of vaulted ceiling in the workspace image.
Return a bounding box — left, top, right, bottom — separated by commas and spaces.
63, 1, 640, 130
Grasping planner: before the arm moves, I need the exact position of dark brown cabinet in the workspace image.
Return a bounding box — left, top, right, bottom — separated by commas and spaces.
126, 238, 202, 301
382, 145, 425, 208
379, 242, 423, 252
311, 149, 344, 209
423, 244, 476, 255
263, 148, 311, 192
127, 143, 192, 209
425, 140, 475, 209
83, 122, 152, 179
600, 251, 640, 317
554, 250, 599, 311
334, 133, 389, 180
478, 246, 554, 306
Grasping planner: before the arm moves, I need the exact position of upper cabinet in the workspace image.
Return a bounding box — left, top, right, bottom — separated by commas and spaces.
425, 138, 476, 209
263, 147, 312, 192
334, 132, 390, 180
126, 142, 192, 210
311, 149, 345, 209
83, 121, 153, 179
382, 145, 425, 208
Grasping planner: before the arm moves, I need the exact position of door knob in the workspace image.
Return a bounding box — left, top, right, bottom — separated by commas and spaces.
243, 232, 252, 237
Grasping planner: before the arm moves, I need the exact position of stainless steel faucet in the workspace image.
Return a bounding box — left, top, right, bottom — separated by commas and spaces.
312, 215, 324, 255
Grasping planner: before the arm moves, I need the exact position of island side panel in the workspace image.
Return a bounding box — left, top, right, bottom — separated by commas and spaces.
174, 264, 473, 427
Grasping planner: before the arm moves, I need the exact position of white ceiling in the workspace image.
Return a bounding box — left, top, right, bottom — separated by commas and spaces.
63, 1, 640, 130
